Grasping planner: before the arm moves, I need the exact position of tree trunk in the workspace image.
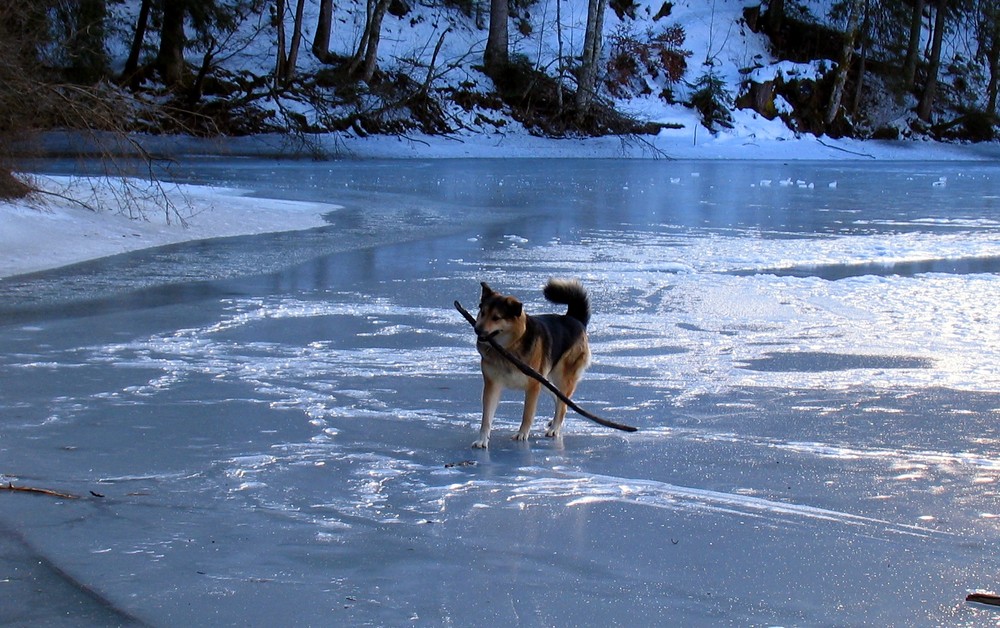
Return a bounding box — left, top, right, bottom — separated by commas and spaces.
274, 0, 287, 89
189, 43, 215, 105
850, 1, 870, 116
575, 0, 607, 120
348, 0, 374, 74
825, 0, 862, 127
902, 0, 924, 90
917, 0, 947, 122
156, 0, 187, 87
762, 0, 785, 52
484, 0, 509, 73
987, 6, 1000, 114
312, 0, 335, 63
349, 0, 390, 83
989, 46, 1000, 114
283, 0, 306, 84
122, 0, 153, 86
420, 28, 449, 94
359, 0, 390, 83
556, 0, 564, 110
765, 0, 784, 30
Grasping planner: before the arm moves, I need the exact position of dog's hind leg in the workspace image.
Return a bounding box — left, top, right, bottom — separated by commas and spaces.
473, 377, 501, 448
514, 380, 541, 442
545, 376, 577, 438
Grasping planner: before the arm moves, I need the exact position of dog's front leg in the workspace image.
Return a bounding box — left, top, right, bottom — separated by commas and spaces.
514, 381, 541, 442
473, 377, 501, 448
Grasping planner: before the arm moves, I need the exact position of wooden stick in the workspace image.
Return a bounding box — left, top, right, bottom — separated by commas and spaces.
454, 300, 637, 433
3, 482, 79, 499
967, 592, 1000, 607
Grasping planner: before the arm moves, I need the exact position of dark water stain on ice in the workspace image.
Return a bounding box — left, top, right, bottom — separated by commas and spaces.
736, 255, 1000, 280
737, 351, 933, 372
0, 521, 148, 626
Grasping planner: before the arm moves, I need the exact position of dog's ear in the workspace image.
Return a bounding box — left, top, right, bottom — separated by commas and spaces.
503, 297, 523, 318
480, 282, 495, 301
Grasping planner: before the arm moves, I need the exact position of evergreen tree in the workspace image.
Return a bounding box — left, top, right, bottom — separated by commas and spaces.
67, 0, 109, 82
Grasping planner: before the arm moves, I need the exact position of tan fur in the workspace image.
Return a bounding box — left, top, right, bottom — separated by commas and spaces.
471, 281, 591, 448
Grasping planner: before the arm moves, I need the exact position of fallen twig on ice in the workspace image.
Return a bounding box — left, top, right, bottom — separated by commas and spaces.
3, 482, 79, 500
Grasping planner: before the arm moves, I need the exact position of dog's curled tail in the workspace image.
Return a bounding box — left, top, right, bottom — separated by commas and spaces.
543, 278, 590, 327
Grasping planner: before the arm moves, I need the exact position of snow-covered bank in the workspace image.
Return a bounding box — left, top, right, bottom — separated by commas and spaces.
296, 128, 1000, 160
0, 175, 335, 279
327, 127, 1000, 160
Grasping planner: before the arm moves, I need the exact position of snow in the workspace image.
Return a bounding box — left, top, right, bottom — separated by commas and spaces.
222, 0, 994, 142
0, 174, 335, 279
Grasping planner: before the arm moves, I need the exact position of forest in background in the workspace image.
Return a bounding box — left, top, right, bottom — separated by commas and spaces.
1, 0, 999, 192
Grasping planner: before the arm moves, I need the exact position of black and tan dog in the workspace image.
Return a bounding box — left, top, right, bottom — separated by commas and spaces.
471, 279, 591, 448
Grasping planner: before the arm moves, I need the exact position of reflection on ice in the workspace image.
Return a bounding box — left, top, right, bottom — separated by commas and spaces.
510, 471, 943, 538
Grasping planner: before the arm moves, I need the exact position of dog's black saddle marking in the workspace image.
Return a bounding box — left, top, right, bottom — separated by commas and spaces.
526, 314, 586, 368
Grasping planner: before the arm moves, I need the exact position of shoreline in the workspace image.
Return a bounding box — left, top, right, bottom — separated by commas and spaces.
22, 128, 1000, 161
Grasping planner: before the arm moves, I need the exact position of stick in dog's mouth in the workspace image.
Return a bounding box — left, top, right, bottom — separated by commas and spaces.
454, 300, 638, 433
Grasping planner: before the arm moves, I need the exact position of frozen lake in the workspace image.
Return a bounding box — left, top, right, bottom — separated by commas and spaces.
2, 159, 1000, 625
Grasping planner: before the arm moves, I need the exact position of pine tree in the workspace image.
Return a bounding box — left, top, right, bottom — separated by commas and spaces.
67, 0, 109, 83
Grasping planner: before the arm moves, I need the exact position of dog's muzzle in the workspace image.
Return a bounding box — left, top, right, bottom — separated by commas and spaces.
476, 329, 500, 343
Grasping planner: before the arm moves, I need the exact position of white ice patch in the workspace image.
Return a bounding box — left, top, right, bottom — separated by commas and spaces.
464, 224, 1000, 397
86, 294, 475, 423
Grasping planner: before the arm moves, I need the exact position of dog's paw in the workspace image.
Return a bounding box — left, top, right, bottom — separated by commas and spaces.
471, 437, 489, 449
545, 427, 561, 438
512, 431, 530, 442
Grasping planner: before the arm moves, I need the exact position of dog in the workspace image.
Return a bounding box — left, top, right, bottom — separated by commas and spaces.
471, 279, 591, 448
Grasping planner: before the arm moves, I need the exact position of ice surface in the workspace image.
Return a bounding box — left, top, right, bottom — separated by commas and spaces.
2, 159, 999, 625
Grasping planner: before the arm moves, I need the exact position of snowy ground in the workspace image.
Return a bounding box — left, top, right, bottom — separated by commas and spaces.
0, 175, 335, 279
2, 155, 999, 625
